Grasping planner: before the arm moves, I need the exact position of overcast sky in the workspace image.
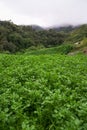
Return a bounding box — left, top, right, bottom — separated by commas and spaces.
0, 0, 87, 27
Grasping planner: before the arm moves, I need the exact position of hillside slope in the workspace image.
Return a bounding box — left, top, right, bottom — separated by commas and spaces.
0, 20, 66, 53
0, 20, 87, 53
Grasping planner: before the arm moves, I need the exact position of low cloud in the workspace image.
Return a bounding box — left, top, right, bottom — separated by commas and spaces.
0, 0, 87, 27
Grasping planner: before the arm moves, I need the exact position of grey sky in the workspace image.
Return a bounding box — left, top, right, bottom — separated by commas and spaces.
0, 0, 87, 27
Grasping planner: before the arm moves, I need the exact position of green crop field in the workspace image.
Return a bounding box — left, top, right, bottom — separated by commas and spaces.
0, 53, 87, 130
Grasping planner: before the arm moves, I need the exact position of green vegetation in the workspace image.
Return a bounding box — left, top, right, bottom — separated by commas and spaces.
0, 20, 87, 130
0, 53, 87, 130
0, 20, 66, 53
24, 44, 74, 55
67, 25, 87, 43
0, 20, 87, 54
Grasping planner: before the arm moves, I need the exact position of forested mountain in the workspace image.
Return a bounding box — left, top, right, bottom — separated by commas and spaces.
31, 25, 44, 31
49, 25, 75, 33
0, 20, 87, 53
67, 24, 87, 42
0, 20, 66, 53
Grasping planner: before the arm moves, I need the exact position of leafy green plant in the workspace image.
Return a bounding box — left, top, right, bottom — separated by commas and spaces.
0, 54, 87, 130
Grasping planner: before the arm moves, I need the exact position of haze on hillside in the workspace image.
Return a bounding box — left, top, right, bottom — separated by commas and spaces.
0, 0, 87, 27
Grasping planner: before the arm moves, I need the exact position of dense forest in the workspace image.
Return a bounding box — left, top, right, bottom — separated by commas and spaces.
0, 20, 87, 53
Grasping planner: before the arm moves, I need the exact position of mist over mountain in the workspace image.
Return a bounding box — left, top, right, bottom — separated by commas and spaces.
0, 20, 87, 53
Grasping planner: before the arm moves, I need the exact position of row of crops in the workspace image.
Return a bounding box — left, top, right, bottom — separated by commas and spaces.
0, 54, 87, 130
